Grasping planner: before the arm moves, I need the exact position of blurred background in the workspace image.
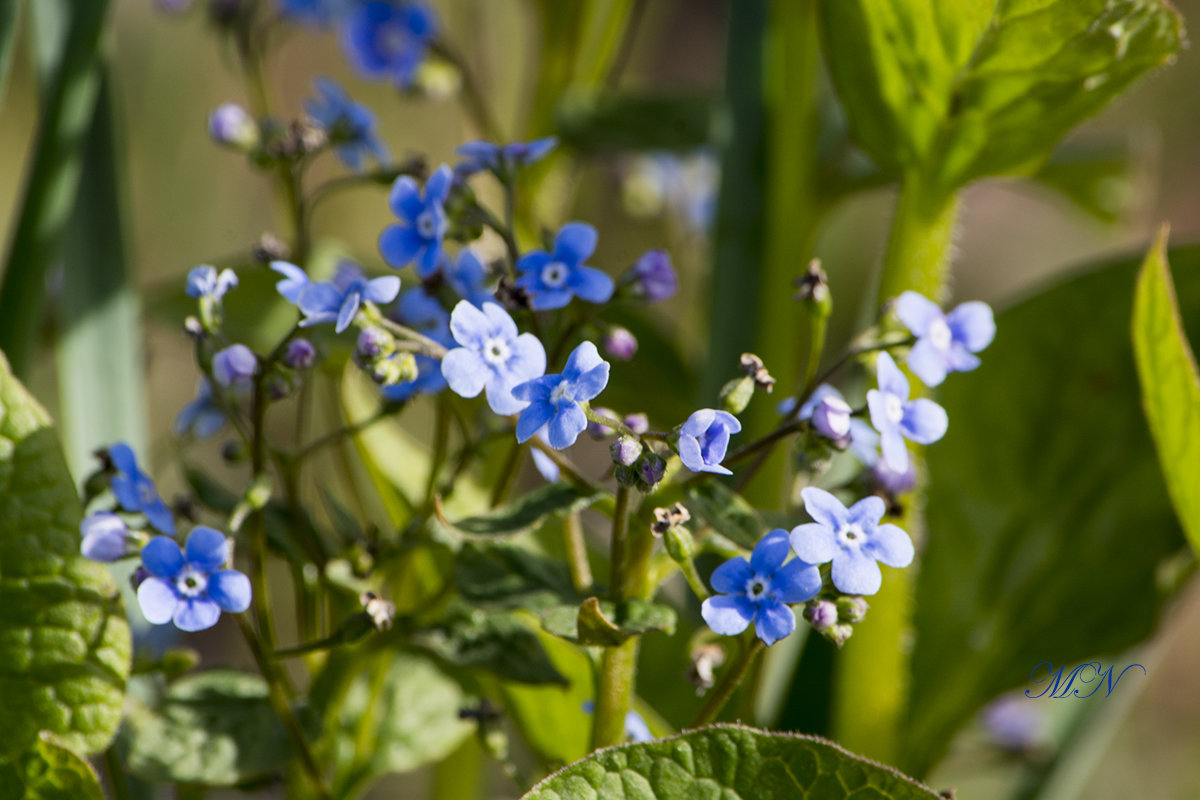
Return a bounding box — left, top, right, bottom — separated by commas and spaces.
1, 0, 1199, 797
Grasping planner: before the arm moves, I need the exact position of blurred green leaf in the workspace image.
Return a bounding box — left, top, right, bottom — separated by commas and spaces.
905, 245, 1200, 776
447, 483, 609, 537
521, 724, 941, 799
556, 91, 718, 154
123, 670, 308, 786
0, 1, 21, 115
686, 480, 762, 550
1133, 227, 1200, 552
414, 604, 568, 686
0, 736, 103, 800
1032, 141, 1143, 225
0, 351, 130, 757
311, 647, 473, 798
455, 540, 580, 612
541, 597, 676, 646
820, 0, 1184, 193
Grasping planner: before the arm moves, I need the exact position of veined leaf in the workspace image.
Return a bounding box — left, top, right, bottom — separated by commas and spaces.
0, 736, 103, 800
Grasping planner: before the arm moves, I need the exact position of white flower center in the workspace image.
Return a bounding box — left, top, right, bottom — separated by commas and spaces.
837, 523, 865, 548
928, 318, 952, 350
416, 210, 437, 239
482, 336, 510, 366
175, 565, 209, 598
541, 262, 569, 288
550, 380, 572, 405
744, 577, 768, 600
885, 394, 904, 424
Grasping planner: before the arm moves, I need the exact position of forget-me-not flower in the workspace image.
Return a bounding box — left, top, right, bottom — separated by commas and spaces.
444, 249, 495, 308
789, 487, 914, 596
455, 137, 558, 176
341, 1, 437, 89
271, 261, 309, 304
867, 351, 948, 473
515, 223, 614, 311
677, 408, 741, 475
379, 165, 452, 278
212, 344, 258, 387
895, 291, 995, 387
512, 342, 610, 450
298, 262, 401, 333
110, 442, 175, 535
701, 530, 821, 646
81, 511, 131, 562
306, 78, 389, 170
175, 379, 227, 439
441, 300, 546, 415
186, 265, 238, 303
137, 527, 251, 632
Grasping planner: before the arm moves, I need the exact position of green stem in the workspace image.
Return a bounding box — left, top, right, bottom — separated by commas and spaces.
878, 173, 961, 304
490, 440, 525, 507
593, 486, 636, 750
606, 486, 632, 599
690, 636, 766, 727
563, 512, 593, 593
103, 745, 131, 800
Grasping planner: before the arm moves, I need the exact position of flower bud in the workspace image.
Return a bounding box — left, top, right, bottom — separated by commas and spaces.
623, 412, 649, 435
811, 395, 852, 447
719, 376, 755, 415
212, 344, 258, 387
794, 258, 831, 318
837, 595, 869, 624
663, 524, 696, 565
803, 599, 838, 632
629, 249, 677, 304
637, 452, 667, 490
208, 103, 259, 152
284, 338, 317, 369
371, 353, 417, 386
356, 326, 396, 362
603, 327, 638, 361
825, 623, 854, 647
611, 435, 642, 467
80, 512, 129, 562
587, 407, 618, 438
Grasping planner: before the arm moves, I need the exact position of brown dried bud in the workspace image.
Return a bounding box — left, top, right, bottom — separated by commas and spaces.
651, 502, 691, 536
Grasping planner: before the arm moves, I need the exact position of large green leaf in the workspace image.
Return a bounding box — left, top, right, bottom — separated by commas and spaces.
0, 351, 130, 757
414, 604, 568, 686
455, 539, 580, 612
0, 736, 103, 800
1133, 227, 1200, 552
123, 670, 307, 786
521, 724, 941, 799
905, 246, 1200, 776
686, 481, 762, 550
820, 0, 1184, 192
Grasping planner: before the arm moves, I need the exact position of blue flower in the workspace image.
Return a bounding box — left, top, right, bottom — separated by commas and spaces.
628, 249, 676, 304
379, 165, 452, 278
789, 487, 914, 596
795, 384, 877, 463
298, 261, 401, 332
866, 351, 948, 473
512, 342, 610, 450
382, 288, 453, 402
305, 77, 390, 170
444, 249, 495, 308
80, 511, 130, 562
186, 265, 238, 302
677, 409, 741, 475
341, 1, 437, 89
136, 527, 251, 632
454, 137, 558, 176
109, 442, 175, 535
700, 530, 821, 646
895, 291, 995, 387
271, 260, 309, 304
212, 344, 258, 387
441, 300, 546, 415
515, 223, 614, 311
174, 379, 227, 438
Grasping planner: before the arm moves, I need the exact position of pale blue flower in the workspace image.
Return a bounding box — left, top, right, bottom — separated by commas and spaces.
455, 137, 558, 176
298, 262, 401, 333
80, 512, 130, 562
512, 342, 610, 450
866, 352, 948, 473
342, 1, 437, 88
441, 300, 546, 415
306, 77, 389, 170
186, 265, 238, 302
677, 409, 740, 475
896, 291, 995, 387
175, 379, 227, 438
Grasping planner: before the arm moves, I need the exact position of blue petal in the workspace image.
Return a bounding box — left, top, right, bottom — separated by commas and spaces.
425, 165, 453, 204
81, 513, 127, 562
789, 522, 838, 565
516, 401, 555, 443
701, 595, 753, 637
388, 176, 424, 220
750, 529, 790, 574
379, 224, 424, 268
866, 389, 896, 437
572, 363, 610, 403
800, 487, 849, 529
192, 408, 227, 439
709, 556, 753, 594
880, 429, 909, 473
798, 384, 844, 420
530, 445, 560, 483
417, 238, 443, 279
771, 560, 822, 604
676, 432, 706, 473
712, 410, 741, 434
831, 550, 883, 595
907, 338, 948, 387
142, 536, 184, 578
547, 403, 587, 449
753, 600, 796, 646
527, 288, 574, 311
947, 301, 995, 352
510, 375, 558, 403
569, 266, 614, 304
270, 261, 309, 304
895, 291, 942, 337
174, 597, 222, 632
563, 341, 604, 379
481, 301, 519, 341
680, 409, 715, 438
847, 419, 880, 466
143, 500, 177, 536
208, 569, 252, 612
335, 293, 361, 333
875, 351, 909, 400
448, 299, 491, 349
625, 711, 653, 743
866, 523, 914, 568
299, 282, 343, 316
515, 250, 551, 277
137, 577, 179, 625
108, 442, 138, 477
846, 496, 886, 528
110, 475, 140, 513
365, 275, 402, 304
441, 348, 489, 398
485, 373, 529, 416
945, 346, 982, 373
506, 333, 547, 384
554, 222, 598, 264
900, 398, 948, 444
185, 527, 229, 573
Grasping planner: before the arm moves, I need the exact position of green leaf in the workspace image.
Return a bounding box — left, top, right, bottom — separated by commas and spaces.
0, 351, 131, 757
0, 1, 22, 116
455, 540, 580, 612
820, 0, 1184, 193
541, 597, 676, 647
311, 647, 473, 798
556, 91, 718, 154
685, 481, 762, 550
448, 483, 610, 537
521, 724, 941, 799
1133, 227, 1200, 552
1032, 140, 1143, 225
123, 670, 309, 786
0, 736, 103, 800
905, 246, 1200, 776
414, 604, 568, 686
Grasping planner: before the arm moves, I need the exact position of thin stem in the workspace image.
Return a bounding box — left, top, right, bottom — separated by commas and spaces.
490, 440, 525, 507
291, 410, 390, 462
690, 636, 766, 727
607, 486, 632, 599
563, 512, 593, 593
376, 316, 450, 358
425, 399, 451, 506
103, 745, 131, 800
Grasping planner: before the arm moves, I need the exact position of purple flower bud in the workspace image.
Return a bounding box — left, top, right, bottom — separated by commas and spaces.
811, 395, 852, 445
588, 407, 618, 438
611, 435, 642, 467
803, 599, 838, 632
284, 338, 317, 369
836, 595, 868, 623
130, 565, 150, 591
638, 452, 667, 488
212, 344, 258, 387
208, 103, 259, 151
356, 326, 394, 360
603, 327, 638, 361
623, 412, 649, 435
80, 512, 129, 562
630, 249, 676, 304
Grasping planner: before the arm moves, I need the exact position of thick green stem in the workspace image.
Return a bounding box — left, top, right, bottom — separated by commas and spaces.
593, 486, 638, 750
563, 512, 593, 593
878, 174, 961, 305
691, 636, 766, 727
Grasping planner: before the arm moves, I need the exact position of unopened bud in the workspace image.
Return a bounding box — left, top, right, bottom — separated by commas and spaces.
804, 599, 838, 632
284, 338, 317, 369
636, 452, 667, 490
611, 435, 642, 467
209, 103, 259, 152
603, 327, 638, 361
811, 396, 852, 447
356, 326, 395, 361
663, 525, 695, 564
837, 595, 869, 624
719, 376, 755, 415
623, 412, 649, 435
588, 407, 618, 438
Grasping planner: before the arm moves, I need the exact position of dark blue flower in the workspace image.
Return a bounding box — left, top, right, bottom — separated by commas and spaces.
444, 249, 495, 308
298, 261, 401, 332
175, 379, 227, 438
512, 342, 610, 450
701, 530, 820, 646
454, 137, 558, 176
305, 77, 390, 170
271, 260, 309, 304
341, 1, 437, 89
677, 408, 740, 475
789, 487, 914, 596
379, 165, 452, 278
441, 300, 546, 415
866, 351, 948, 473
186, 265, 238, 302
628, 249, 676, 304
212, 344, 258, 387
515, 223, 613, 311
80, 512, 130, 562
109, 442, 175, 535
895, 291, 995, 387
136, 527, 251, 632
